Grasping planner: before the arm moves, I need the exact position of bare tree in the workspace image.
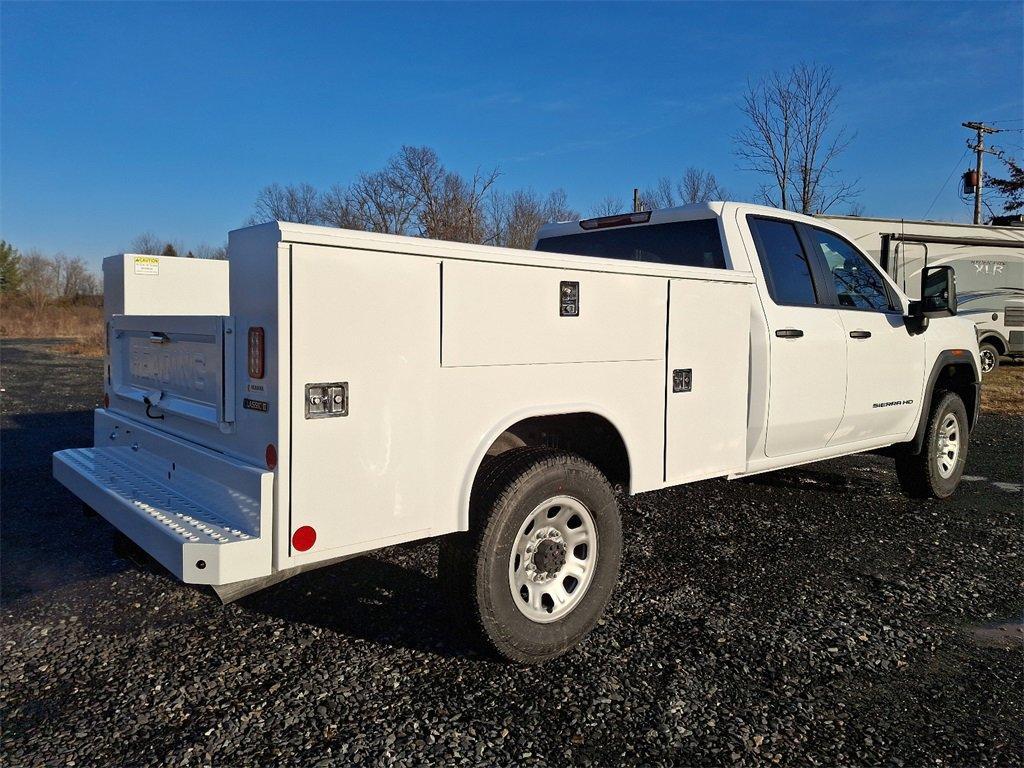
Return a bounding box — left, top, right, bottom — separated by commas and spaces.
383, 146, 500, 243
53, 254, 98, 298
639, 177, 675, 211
249, 182, 321, 224
487, 187, 580, 249
130, 232, 164, 255
734, 63, 858, 214
194, 243, 228, 260
319, 184, 366, 231
20, 250, 58, 314
499, 191, 548, 250
542, 188, 578, 223
678, 167, 728, 203
589, 196, 625, 217
638, 168, 728, 211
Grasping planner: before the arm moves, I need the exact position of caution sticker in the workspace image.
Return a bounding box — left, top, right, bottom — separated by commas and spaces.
134, 256, 159, 275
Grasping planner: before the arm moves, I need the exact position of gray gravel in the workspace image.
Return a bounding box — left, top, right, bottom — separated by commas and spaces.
2, 339, 1021, 767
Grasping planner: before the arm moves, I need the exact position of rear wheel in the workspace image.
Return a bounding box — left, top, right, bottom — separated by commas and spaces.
894, 391, 969, 499
979, 342, 999, 375
439, 448, 622, 663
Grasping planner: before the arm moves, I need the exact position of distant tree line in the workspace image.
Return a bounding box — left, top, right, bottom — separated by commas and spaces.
247, 145, 582, 248
1, 240, 101, 314
127, 234, 226, 260
246, 145, 742, 248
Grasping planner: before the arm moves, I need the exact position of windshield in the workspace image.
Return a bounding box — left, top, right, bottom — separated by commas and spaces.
535, 219, 726, 269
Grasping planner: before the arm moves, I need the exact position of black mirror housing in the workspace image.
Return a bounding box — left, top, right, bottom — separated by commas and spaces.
921, 265, 957, 317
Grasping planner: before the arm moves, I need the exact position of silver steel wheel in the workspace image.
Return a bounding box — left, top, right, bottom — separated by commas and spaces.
979, 348, 996, 374
508, 495, 598, 624
935, 412, 961, 479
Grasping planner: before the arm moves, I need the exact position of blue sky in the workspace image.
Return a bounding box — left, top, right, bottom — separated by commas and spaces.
2, 1, 1022, 272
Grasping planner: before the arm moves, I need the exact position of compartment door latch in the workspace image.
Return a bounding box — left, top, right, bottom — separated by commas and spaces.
305, 382, 349, 419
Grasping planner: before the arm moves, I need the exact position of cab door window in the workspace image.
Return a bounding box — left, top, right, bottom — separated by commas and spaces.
807, 227, 893, 311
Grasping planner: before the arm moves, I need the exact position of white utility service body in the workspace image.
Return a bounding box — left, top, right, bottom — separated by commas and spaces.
53, 203, 981, 658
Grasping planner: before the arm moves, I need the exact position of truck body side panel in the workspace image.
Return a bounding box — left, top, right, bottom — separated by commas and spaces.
284, 239, 752, 567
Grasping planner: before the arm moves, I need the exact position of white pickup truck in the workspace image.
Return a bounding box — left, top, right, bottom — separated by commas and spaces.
53, 203, 981, 663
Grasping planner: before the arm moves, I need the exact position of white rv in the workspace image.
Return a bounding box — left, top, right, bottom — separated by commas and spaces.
817, 215, 1024, 373
54, 203, 980, 663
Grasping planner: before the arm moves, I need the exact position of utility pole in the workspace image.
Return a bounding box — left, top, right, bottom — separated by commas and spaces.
963, 121, 1000, 224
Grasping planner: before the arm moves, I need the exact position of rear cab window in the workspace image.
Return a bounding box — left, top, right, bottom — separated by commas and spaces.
535, 219, 726, 269
747, 217, 819, 306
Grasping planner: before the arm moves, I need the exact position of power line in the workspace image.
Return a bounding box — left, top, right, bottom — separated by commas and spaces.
924, 147, 970, 219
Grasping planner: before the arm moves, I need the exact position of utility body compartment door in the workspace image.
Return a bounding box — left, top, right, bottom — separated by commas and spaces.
664, 279, 751, 482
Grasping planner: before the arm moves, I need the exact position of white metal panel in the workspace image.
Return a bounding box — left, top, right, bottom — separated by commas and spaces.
289, 245, 443, 557
103, 254, 229, 316
763, 306, 848, 457
828, 311, 925, 445
665, 279, 751, 482
442, 259, 664, 367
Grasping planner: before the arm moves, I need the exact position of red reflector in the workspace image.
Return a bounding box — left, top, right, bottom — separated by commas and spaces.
292, 526, 316, 552
265, 443, 277, 470
103, 393, 110, 408
248, 327, 265, 379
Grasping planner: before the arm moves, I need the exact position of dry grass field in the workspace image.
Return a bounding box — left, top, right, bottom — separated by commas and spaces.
0, 298, 104, 356
981, 362, 1023, 417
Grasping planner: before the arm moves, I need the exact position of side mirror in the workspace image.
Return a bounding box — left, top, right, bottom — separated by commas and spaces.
921, 265, 957, 316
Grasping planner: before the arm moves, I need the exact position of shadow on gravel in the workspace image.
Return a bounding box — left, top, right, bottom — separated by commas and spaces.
1, 409, 121, 602
239, 550, 486, 661
740, 465, 888, 493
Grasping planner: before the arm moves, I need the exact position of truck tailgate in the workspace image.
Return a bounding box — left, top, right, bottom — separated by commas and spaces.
110, 314, 234, 428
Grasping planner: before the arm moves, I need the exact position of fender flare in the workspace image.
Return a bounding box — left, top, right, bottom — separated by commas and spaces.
456, 403, 636, 531
977, 331, 1008, 354
909, 350, 980, 455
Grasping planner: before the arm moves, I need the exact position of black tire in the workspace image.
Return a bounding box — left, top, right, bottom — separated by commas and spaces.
439, 447, 622, 664
894, 391, 969, 499
979, 342, 1000, 375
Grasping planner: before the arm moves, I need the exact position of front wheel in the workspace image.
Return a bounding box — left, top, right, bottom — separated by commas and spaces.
894, 391, 969, 499
439, 448, 622, 664
979, 342, 999, 375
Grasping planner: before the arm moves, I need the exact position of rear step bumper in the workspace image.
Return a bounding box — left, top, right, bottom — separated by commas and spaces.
53, 410, 273, 586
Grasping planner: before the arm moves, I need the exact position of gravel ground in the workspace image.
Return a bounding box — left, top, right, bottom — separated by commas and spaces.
2, 339, 1021, 767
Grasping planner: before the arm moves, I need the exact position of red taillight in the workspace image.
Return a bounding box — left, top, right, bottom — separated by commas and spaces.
248, 327, 265, 379
265, 443, 277, 470
103, 393, 110, 408
292, 526, 316, 552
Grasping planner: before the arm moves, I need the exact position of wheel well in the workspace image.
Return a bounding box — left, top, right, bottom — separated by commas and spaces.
979, 335, 1006, 355
485, 412, 631, 489
933, 363, 979, 430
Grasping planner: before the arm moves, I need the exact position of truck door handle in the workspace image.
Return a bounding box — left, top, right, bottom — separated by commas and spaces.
849, 330, 872, 339
775, 329, 804, 338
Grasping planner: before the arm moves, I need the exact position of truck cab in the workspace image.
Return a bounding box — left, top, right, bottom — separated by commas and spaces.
537, 203, 981, 474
